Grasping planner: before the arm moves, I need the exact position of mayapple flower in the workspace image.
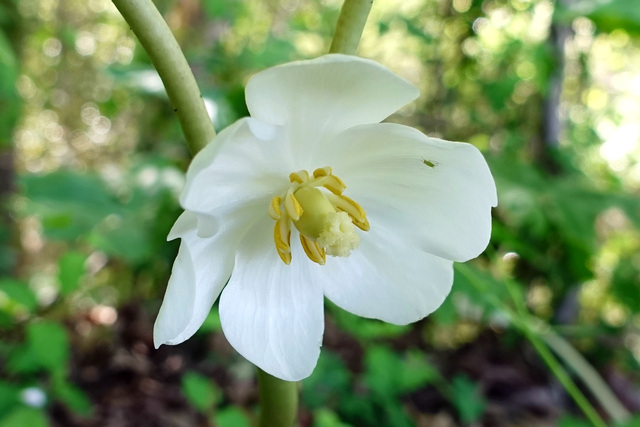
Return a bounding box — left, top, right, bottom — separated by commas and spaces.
154, 54, 497, 381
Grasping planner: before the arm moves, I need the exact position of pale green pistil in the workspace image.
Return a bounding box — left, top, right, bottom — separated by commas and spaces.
293, 187, 336, 239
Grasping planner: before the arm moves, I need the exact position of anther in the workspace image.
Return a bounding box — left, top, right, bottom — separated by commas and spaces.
299, 234, 326, 265
284, 190, 303, 221
289, 170, 309, 184
269, 167, 369, 264
268, 196, 282, 220
318, 174, 346, 194
313, 167, 332, 178
274, 215, 292, 264
326, 193, 368, 225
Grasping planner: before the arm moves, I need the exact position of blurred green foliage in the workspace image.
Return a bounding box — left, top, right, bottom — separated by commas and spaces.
1, 0, 640, 426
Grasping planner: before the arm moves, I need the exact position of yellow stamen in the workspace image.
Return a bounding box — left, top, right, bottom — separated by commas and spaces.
326, 193, 367, 225
289, 170, 309, 184
299, 234, 326, 265
353, 217, 370, 232
312, 166, 332, 178
268, 166, 369, 264
318, 174, 346, 195
268, 196, 282, 220
274, 214, 292, 265
283, 190, 303, 221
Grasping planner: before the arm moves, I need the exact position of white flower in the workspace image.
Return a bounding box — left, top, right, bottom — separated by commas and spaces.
153, 54, 497, 381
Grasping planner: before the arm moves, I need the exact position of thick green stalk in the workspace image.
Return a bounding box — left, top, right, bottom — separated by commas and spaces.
258, 369, 298, 427
111, 0, 215, 155
329, 0, 373, 55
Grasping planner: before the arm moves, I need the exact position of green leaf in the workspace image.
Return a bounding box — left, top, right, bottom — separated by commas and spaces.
615, 415, 640, 427
312, 408, 353, 427
364, 346, 403, 398
450, 374, 486, 424
0, 407, 49, 427
364, 346, 438, 398
483, 76, 519, 111
0, 29, 20, 147
214, 407, 250, 427
181, 371, 220, 412
0, 31, 17, 91
0, 382, 20, 418
202, 0, 242, 19
0, 278, 38, 315
20, 164, 181, 265
328, 302, 409, 340
557, 414, 593, 427
87, 220, 152, 264
556, 0, 640, 35
27, 322, 69, 371
431, 295, 458, 325
198, 307, 222, 334
57, 252, 86, 295
8, 322, 69, 374
20, 171, 120, 241
302, 352, 351, 409
452, 263, 512, 320
398, 351, 439, 391
611, 257, 640, 312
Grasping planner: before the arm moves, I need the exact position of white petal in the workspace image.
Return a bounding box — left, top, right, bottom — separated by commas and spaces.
180, 118, 293, 218
322, 123, 497, 262
167, 210, 199, 241
318, 222, 454, 324
245, 54, 419, 164
153, 212, 237, 347
219, 217, 324, 381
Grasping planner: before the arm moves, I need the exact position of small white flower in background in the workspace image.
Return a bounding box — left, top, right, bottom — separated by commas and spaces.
20, 387, 47, 408
154, 54, 497, 381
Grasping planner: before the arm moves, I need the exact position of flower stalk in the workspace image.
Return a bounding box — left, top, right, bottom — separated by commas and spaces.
111, 0, 215, 155
258, 369, 298, 427
330, 0, 374, 55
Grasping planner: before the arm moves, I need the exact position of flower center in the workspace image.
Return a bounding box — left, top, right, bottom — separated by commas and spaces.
268, 167, 370, 265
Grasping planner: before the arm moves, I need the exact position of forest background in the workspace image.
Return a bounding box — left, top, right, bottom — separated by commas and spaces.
1, 0, 640, 426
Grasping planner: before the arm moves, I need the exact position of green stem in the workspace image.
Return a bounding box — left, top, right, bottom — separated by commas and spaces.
456, 265, 608, 426
520, 321, 607, 427
499, 278, 607, 427
542, 328, 630, 423
111, 0, 215, 155
502, 279, 618, 426
258, 369, 298, 427
329, 0, 373, 55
